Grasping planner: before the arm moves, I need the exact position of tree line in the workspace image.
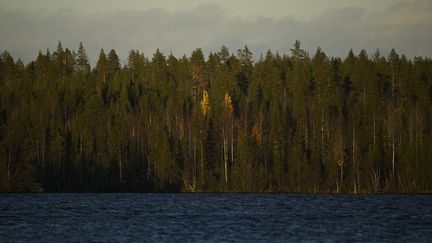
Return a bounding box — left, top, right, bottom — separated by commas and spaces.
0, 41, 431, 192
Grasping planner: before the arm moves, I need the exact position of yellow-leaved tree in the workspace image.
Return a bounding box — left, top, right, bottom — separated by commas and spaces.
222, 92, 233, 185
200, 90, 210, 117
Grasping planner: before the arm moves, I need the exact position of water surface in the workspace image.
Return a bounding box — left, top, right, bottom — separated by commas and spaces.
0, 193, 431, 242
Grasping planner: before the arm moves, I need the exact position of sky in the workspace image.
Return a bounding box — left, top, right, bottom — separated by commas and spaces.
1, 0, 431, 65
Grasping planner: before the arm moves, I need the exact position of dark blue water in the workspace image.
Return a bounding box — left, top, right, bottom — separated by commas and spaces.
0, 194, 431, 242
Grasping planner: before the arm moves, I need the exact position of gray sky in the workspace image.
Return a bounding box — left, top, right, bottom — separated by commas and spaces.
1, 0, 431, 65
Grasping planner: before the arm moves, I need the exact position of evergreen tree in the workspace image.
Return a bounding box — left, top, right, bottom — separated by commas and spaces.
0, 42, 430, 193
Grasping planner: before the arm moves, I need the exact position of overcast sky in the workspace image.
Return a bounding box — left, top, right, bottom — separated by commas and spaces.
1, 0, 431, 65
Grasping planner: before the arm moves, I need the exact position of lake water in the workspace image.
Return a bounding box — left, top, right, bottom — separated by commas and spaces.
0, 193, 431, 242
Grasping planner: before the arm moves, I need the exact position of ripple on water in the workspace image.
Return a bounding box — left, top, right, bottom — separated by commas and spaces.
0, 194, 431, 242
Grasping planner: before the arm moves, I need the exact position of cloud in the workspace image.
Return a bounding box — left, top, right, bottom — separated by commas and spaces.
0, 0, 431, 66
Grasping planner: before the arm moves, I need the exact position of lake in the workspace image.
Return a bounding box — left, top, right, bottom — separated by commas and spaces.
0, 193, 431, 242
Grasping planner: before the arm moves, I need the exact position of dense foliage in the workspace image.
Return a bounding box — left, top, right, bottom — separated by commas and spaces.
1, 41, 431, 192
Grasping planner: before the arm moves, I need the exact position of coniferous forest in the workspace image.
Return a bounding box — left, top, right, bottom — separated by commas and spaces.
0, 41, 431, 193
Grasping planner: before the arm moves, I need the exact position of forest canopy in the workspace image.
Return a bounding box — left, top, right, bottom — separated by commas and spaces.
0, 41, 431, 193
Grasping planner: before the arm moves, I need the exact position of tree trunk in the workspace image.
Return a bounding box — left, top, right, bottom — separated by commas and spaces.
42, 130, 46, 172
225, 140, 228, 185
244, 101, 248, 135
321, 107, 325, 165
147, 111, 151, 182
352, 126, 357, 194
373, 112, 376, 152
336, 174, 339, 194
392, 135, 395, 189
223, 129, 228, 184
200, 136, 204, 186
119, 157, 122, 183
340, 163, 344, 193
231, 115, 234, 166
260, 107, 263, 163
193, 140, 196, 189
7, 151, 11, 192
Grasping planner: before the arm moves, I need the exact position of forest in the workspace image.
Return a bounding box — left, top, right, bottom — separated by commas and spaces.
0, 41, 431, 193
